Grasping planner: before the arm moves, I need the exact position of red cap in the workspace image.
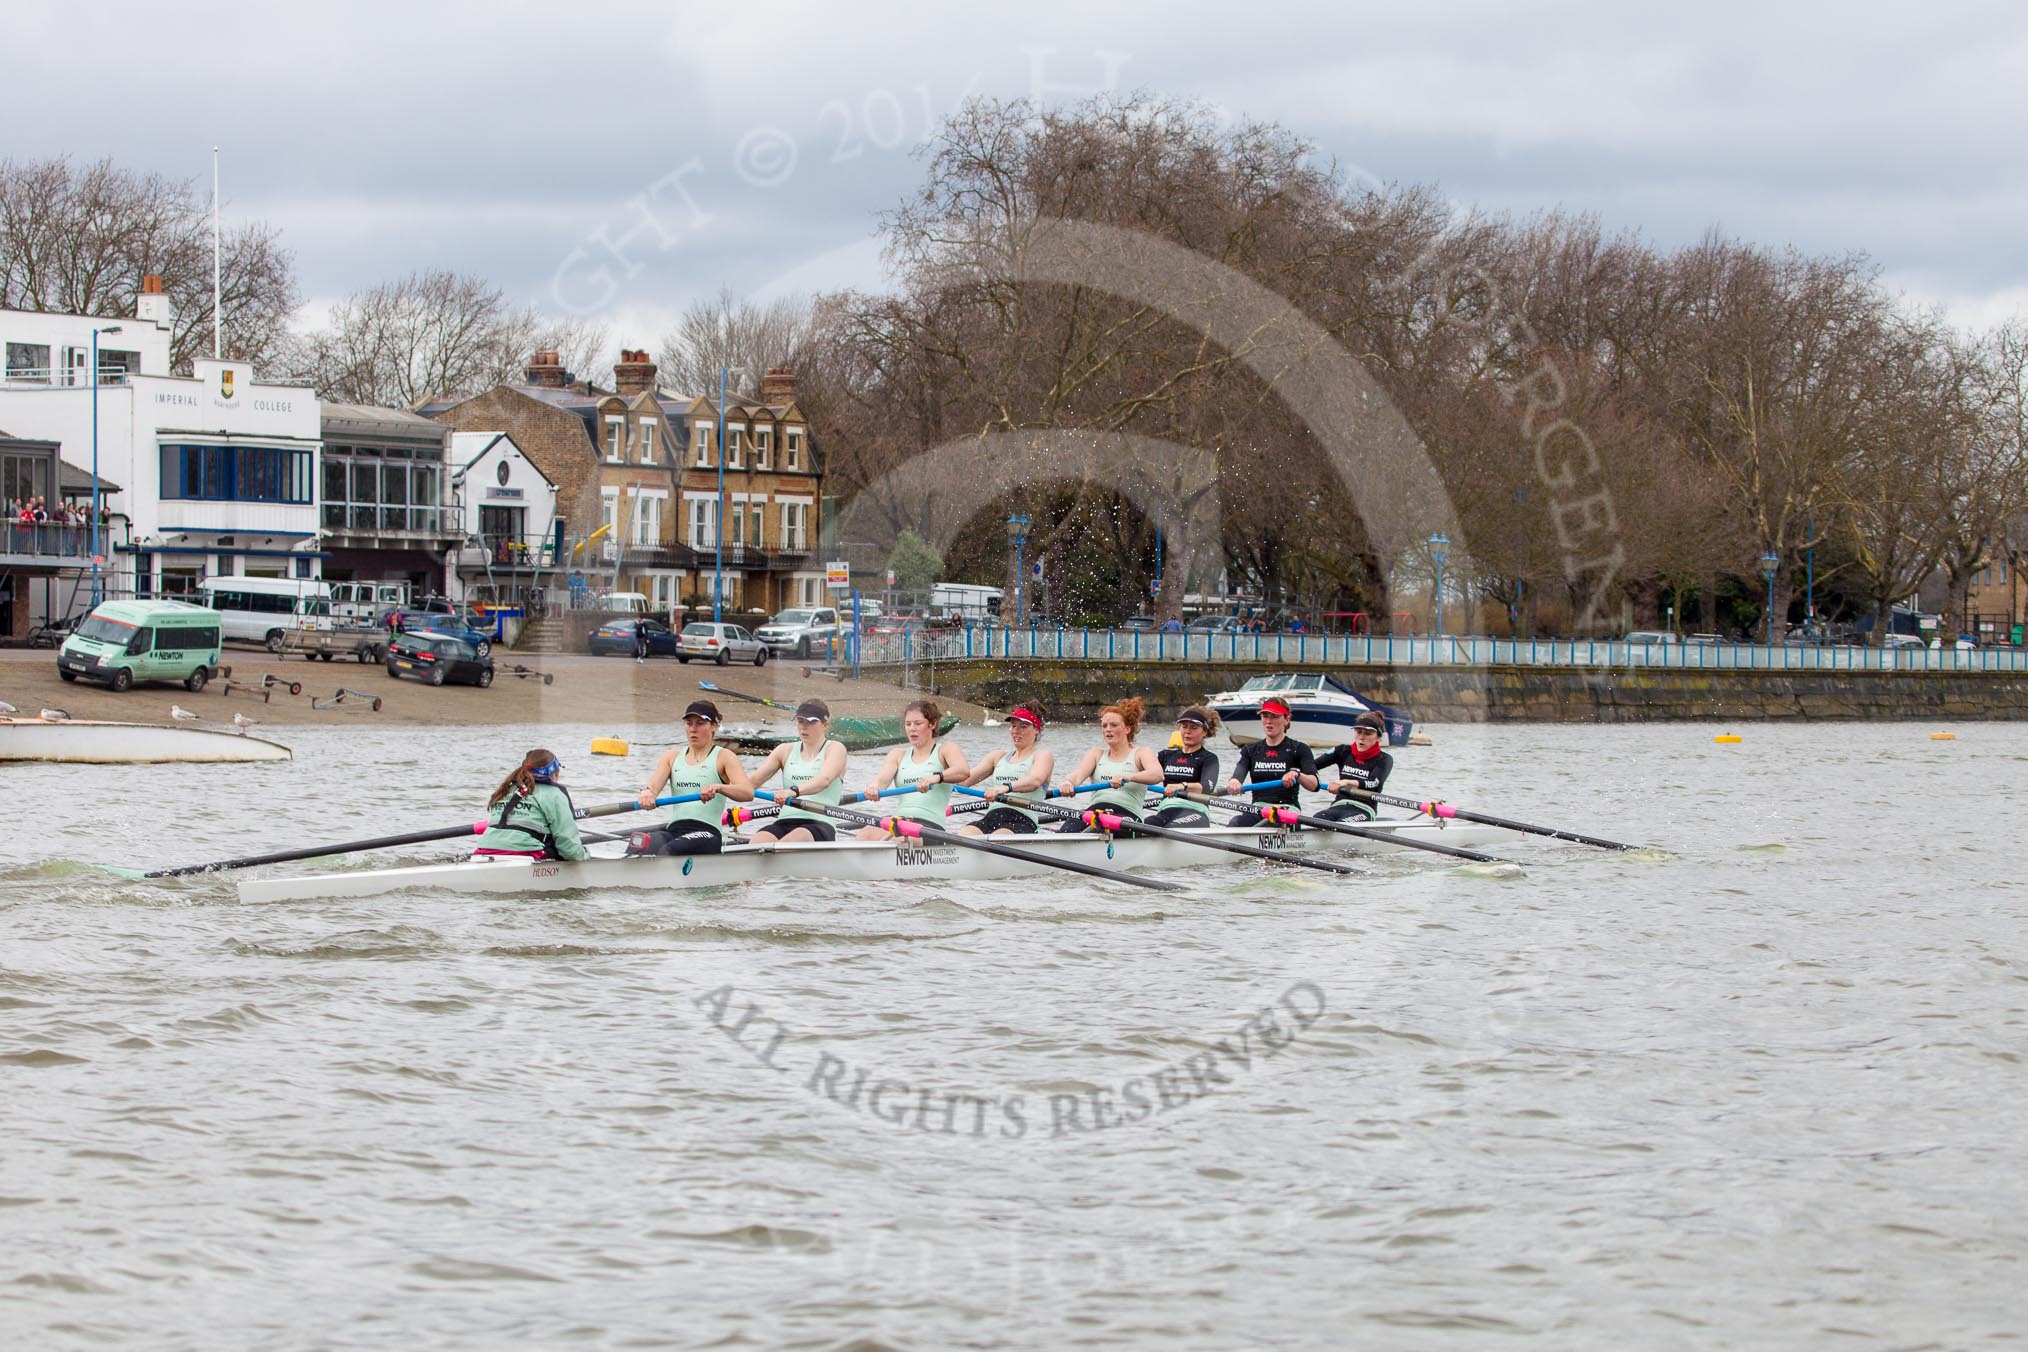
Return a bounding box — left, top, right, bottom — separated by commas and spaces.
1258, 697, 1293, 717
1009, 706, 1044, 729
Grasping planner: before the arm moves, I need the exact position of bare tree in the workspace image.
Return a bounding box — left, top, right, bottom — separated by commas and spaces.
0, 154, 299, 371
655, 287, 814, 398
294, 269, 611, 407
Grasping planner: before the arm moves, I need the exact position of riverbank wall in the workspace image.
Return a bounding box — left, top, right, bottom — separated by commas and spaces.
882, 660, 2028, 722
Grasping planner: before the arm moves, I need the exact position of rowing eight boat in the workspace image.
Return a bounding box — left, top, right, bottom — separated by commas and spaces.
234, 818, 1523, 904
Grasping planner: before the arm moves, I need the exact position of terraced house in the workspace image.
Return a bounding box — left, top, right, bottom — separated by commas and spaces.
421, 352, 824, 617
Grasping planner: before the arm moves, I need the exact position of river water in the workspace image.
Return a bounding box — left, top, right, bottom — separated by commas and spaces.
3, 720, 2024, 1350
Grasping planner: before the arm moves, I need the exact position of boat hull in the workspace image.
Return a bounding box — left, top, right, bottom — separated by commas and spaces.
0, 716, 292, 764
235, 819, 1520, 904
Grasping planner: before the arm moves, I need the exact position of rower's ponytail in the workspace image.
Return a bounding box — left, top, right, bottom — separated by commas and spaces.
490, 748, 556, 806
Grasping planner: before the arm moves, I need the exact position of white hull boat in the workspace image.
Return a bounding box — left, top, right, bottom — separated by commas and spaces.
1207, 672, 1412, 750
235, 818, 1522, 904
0, 715, 292, 764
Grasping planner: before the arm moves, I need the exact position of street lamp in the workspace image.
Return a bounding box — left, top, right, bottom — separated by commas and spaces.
1761, 550, 1780, 644
713, 366, 727, 622
90, 324, 123, 605
1006, 512, 1030, 626
1805, 516, 1815, 636
1429, 531, 1450, 639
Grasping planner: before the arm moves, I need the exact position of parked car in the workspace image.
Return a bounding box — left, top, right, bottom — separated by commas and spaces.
587, 617, 677, 657
679, 622, 768, 665
1685, 632, 1726, 645
385, 632, 495, 687
1186, 615, 1249, 634
753, 607, 840, 657
379, 606, 493, 658
1624, 630, 1678, 645
869, 610, 927, 636
1120, 615, 1157, 631
1928, 635, 1977, 651
1881, 633, 1927, 651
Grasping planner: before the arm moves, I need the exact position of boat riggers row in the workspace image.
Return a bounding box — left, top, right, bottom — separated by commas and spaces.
160, 692, 1648, 904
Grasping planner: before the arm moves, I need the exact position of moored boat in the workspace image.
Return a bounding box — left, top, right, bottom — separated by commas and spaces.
0, 714, 292, 764
233, 817, 1520, 904
1208, 672, 1412, 749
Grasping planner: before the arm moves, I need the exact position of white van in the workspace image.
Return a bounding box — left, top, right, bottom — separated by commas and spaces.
199, 576, 333, 649
330, 580, 412, 625
929, 583, 1003, 622
598, 592, 651, 615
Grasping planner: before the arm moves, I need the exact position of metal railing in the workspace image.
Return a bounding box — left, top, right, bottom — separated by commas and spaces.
852, 624, 2028, 673
0, 521, 95, 560
321, 503, 463, 535
1, 367, 131, 387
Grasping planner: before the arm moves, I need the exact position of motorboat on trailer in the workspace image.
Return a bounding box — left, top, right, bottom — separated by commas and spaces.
1207, 672, 1412, 750
233, 816, 1521, 905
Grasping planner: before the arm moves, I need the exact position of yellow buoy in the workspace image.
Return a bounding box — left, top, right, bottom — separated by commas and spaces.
1931, 731, 1956, 741
591, 737, 630, 756
1714, 734, 1743, 744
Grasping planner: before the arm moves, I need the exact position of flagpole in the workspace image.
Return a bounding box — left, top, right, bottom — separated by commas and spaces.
212, 145, 222, 359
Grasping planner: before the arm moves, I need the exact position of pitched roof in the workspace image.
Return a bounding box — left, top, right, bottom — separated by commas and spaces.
59, 460, 122, 494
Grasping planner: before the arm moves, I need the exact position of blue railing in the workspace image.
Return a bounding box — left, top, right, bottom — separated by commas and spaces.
858, 625, 2028, 673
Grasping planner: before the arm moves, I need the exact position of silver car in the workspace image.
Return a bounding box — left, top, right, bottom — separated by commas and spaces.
677, 622, 768, 665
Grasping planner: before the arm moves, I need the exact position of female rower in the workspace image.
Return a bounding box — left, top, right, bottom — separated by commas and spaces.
852, 699, 969, 840
1145, 705, 1221, 828
474, 749, 589, 861
957, 702, 1054, 836
1052, 696, 1163, 833
744, 699, 848, 844
1220, 695, 1317, 826
631, 699, 755, 855
1313, 710, 1392, 822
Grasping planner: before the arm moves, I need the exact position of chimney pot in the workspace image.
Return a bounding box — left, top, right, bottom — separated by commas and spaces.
141, 274, 165, 295
613, 348, 658, 397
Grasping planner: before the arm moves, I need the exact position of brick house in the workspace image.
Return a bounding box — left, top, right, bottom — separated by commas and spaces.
421, 352, 824, 617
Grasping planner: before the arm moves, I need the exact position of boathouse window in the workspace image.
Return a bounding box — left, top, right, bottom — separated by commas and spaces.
160, 444, 313, 504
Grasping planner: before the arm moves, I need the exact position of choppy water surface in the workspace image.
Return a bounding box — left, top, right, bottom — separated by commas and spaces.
3, 720, 2025, 1350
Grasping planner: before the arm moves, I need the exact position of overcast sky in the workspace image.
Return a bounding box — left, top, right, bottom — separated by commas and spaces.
14, 0, 2028, 360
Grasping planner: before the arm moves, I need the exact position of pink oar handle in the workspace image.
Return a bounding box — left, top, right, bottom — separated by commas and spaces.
1422, 802, 1456, 819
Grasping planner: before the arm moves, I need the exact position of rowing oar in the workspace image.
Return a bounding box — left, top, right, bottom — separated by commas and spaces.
696, 679, 796, 712
754, 791, 1181, 893
949, 785, 1362, 876
722, 782, 923, 826
1342, 789, 1640, 852
1183, 790, 1513, 865
130, 792, 705, 879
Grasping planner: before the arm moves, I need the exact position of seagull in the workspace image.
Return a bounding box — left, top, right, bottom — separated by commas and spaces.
171, 704, 201, 721
0, 700, 17, 714
39, 708, 69, 721
232, 712, 259, 730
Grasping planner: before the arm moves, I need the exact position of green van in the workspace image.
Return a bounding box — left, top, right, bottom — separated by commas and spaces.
57, 599, 225, 693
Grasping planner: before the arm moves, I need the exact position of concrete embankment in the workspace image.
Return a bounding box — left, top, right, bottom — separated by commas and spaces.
884, 660, 2028, 722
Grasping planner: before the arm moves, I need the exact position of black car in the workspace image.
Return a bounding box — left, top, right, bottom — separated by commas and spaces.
587, 617, 677, 657
385, 632, 495, 687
